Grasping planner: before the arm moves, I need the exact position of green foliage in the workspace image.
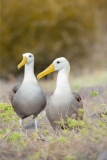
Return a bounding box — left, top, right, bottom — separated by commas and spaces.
67, 118, 85, 128
0, 102, 107, 159
1, 0, 107, 76
0, 128, 10, 138
6, 131, 26, 148
91, 91, 99, 97
44, 130, 49, 135
78, 108, 84, 118
98, 120, 106, 128
57, 136, 66, 143
0, 103, 27, 147
0, 103, 18, 123
104, 110, 107, 115
63, 155, 75, 160
7, 131, 22, 142
80, 128, 88, 135
28, 151, 41, 160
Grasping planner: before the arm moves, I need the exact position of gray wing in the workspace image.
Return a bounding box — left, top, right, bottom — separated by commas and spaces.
12, 85, 21, 93
46, 92, 83, 131
10, 85, 21, 102
73, 92, 82, 102
71, 92, 83, 120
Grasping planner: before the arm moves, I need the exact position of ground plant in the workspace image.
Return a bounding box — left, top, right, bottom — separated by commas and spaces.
0, 87, 107, 160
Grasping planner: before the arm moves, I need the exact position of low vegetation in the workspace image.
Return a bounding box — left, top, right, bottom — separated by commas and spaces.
0, 88, 107, 160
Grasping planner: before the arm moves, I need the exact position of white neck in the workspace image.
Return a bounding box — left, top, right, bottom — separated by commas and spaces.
54, 67, 72, 94
22, 62, 38, 83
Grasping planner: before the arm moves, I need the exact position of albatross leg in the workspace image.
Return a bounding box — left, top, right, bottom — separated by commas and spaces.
34, 117, 38, 132
19, 118, 22, 126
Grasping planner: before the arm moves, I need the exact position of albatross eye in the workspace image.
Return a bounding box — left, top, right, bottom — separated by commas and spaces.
29, 55, 32, 57
57, 61, 60, 64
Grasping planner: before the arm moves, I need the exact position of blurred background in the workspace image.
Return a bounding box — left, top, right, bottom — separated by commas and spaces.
1, 0, 107, 97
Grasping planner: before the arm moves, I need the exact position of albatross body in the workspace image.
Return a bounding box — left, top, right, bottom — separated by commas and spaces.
37, 57, 83, 132
11, 53, 46, 131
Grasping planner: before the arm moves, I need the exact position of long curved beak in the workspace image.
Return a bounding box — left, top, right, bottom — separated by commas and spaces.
37, 64, 55, 80
17, 57, 27, 69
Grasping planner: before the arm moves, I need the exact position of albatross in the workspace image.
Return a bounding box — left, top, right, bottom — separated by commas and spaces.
10, 53, 46, 132
37, 57, 83, 132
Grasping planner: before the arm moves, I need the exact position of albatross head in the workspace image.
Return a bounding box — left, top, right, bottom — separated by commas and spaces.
18, 53, 34, 69
37, 57, 70, 80
53, 57, 70, 71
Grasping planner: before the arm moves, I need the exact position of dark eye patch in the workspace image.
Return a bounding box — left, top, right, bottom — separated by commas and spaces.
57, 61, 60, 64
29, 55, 32, 57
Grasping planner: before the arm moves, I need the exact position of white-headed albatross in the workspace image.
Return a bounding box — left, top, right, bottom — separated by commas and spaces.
37, 57, 83, 132
11, 53, 46, 132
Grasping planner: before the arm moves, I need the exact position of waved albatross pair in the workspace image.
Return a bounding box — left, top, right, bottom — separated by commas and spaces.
10, 53, 46, 132
37, 57, 83, 132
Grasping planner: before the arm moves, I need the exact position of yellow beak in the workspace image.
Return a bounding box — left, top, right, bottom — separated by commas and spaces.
37, 64, 55, 80
17, 57, 27, 69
